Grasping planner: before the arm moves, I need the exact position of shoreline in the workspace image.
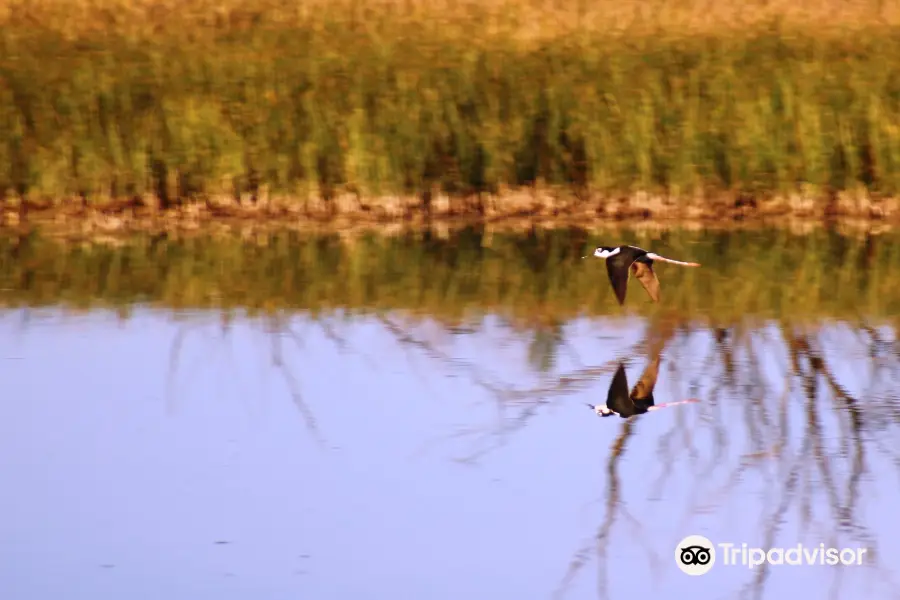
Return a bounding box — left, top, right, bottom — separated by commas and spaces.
2, 189, 898, 240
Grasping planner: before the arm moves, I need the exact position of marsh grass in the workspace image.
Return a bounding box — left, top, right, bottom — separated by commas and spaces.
1, 227, 899, 324
2, 1, 900, 208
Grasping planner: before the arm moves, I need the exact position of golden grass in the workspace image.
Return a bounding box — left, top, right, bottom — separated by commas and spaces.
3, 0, 900, 209
3, 0, 899, 39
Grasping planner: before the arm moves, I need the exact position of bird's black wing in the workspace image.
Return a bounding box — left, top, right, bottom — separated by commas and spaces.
606, 362, 634, 415
605, 254, 634, 305
604, 246, 649, 305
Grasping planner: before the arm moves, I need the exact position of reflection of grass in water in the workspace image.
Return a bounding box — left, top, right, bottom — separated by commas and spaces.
339, 307, 899, 598
2, 1, 900, 204
1, 227, 900, 323
426, 318, 899, 600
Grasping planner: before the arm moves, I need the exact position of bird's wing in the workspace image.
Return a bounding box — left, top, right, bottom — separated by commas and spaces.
605, 255, 634, 305
631, 261, 660, 303
605, 363, 631, 413
630, 355, 661, 403
645, 252, 701, 267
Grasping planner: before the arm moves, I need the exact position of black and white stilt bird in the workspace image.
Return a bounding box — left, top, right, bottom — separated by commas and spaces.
582, 245, 701, 305
587, 358, 699, 419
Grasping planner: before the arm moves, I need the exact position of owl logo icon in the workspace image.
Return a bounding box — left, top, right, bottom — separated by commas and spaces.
676, 535, 716, 575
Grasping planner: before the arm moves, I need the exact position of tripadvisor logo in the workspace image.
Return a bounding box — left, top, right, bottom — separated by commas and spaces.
675, 535, 869, 575
676, 535, 716, 576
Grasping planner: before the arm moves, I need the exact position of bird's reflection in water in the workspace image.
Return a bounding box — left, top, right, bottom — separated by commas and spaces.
586, 351, 699, 419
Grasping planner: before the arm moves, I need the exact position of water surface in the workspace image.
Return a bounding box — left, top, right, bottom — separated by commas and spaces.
1, 227, 899, 600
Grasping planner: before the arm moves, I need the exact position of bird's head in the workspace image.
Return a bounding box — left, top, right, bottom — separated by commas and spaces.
587, 403, 616, 417
582, 246, 620, 259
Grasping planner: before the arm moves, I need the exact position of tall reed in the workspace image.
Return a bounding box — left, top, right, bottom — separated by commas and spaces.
2, 0, 900, 207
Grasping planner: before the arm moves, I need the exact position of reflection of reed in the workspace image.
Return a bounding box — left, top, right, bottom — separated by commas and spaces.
387, 313, 898, 600
553, 418, 637, 600
3, 228, 900, 324
268, 314, 325, 446
111, 302, 900, 599
592, 321, 895, 599
162, 311, 365, 447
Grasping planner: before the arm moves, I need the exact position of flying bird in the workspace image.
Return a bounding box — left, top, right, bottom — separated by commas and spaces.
582, 244, 700, 305
587, 358, 699, 419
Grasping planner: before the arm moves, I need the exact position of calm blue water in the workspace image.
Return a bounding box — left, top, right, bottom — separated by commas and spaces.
1, 309, 898, 600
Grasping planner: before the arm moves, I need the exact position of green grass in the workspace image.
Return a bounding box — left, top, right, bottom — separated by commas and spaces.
2, 226, 899, 325
2, 0, 900, 207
